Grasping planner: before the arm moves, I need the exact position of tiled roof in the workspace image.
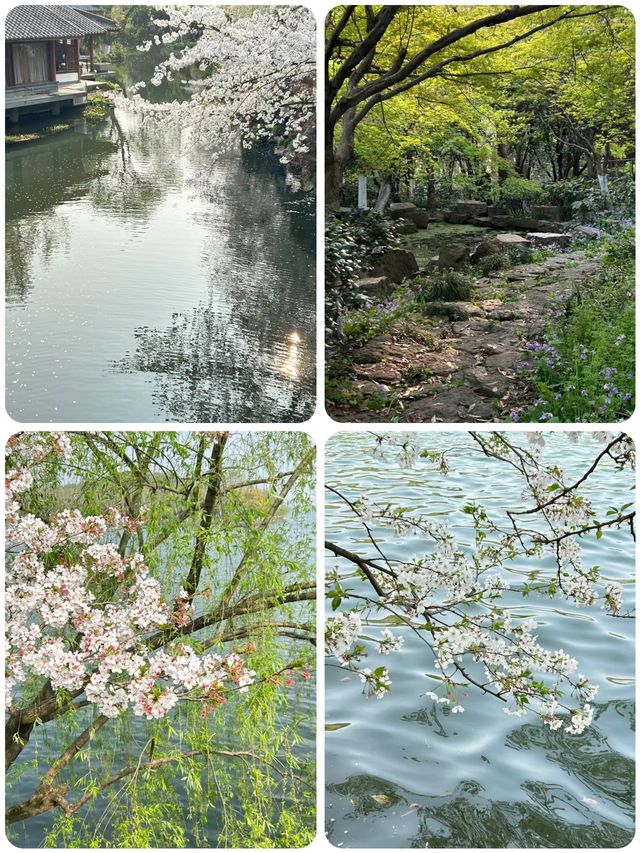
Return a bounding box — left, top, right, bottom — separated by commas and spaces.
5, 5, 119, 41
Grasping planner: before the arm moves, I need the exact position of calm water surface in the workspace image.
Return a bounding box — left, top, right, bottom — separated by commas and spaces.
325, 432, 635, 848
6, 72, 315, 422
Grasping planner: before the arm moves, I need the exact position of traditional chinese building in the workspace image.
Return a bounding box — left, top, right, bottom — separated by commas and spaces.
5, 4, 119, 120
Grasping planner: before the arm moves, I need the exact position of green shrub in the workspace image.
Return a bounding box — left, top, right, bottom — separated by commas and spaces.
421, 269, 473, 302
325, 209, 399, 347
491, 176, 545, 214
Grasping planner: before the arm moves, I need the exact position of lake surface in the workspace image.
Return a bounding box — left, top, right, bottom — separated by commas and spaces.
325, 432, 635, 848
6, 61, 315, 422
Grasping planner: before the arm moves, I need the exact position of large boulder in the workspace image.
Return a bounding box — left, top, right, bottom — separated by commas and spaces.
456, 200, 488, 217
532, 204, 562, 222
575, 225, 603, 240
438, 243, 469, 269
411, 208, 430, 228
494, 233, 531, 249
470, 233, 530, 264
372, 248, 419, 282
526, 232, 571, 248
395, 217, 418, 234
389, 202, 429, 228
487, 205, 507, 217
490, 215, 562, 232
443, 211, 470, 224
389, 202, 418, 219
356, 276, 393, 301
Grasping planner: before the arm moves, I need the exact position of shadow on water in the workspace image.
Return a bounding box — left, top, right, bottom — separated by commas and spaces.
326, 700, 634, 848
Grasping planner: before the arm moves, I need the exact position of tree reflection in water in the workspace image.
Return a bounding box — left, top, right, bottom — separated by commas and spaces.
115, 149, 315, 422
326, 700, 634, 848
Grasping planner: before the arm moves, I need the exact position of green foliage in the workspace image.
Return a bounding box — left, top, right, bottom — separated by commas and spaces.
420, 269, 473, 303
325, 209, 399, 347
522, 229, 635, 423
491, 176, 545, 214
83, 92, 113, 123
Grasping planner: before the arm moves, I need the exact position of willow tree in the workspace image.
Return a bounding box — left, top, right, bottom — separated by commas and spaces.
6, 431, 315, 847
325, 4, 616, 206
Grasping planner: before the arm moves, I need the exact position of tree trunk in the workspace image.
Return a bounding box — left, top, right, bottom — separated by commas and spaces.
497, 143, 509, 184
426, 177, 437, 210
373, 178, 392, 213
326, 111, 356, 208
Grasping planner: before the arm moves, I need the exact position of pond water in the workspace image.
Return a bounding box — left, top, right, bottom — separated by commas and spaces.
325, 432, 635, 848
5, 55, 315, 422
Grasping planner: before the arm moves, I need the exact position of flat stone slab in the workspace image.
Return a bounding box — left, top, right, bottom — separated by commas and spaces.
403, 387, 495, 421
526, 232, 571, 248
359, 363, 404, 383
494, 233, 531, 246
464, 366, 513, 400
456, 200, 488, 216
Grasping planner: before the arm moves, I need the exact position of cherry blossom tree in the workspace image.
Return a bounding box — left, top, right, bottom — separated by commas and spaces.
120, 5, 315, 178
325, 432, 634, 736
6, 431, 315, 846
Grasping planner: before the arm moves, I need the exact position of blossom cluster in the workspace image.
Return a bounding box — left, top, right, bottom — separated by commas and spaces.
122, 5, 315, 165
326, 431, 632, 734
5, 433, 256, 722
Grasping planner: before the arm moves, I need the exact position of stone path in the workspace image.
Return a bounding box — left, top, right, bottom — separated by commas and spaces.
328, 250, 600, 423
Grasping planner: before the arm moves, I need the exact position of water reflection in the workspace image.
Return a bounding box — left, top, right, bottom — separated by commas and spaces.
5, 105, 315, 422
327, 702, 634, 847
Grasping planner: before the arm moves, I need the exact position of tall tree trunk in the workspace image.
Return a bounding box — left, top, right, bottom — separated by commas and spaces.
497, 143, 509, 184
326, 111, 356, 208
426, 176, 437, 210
